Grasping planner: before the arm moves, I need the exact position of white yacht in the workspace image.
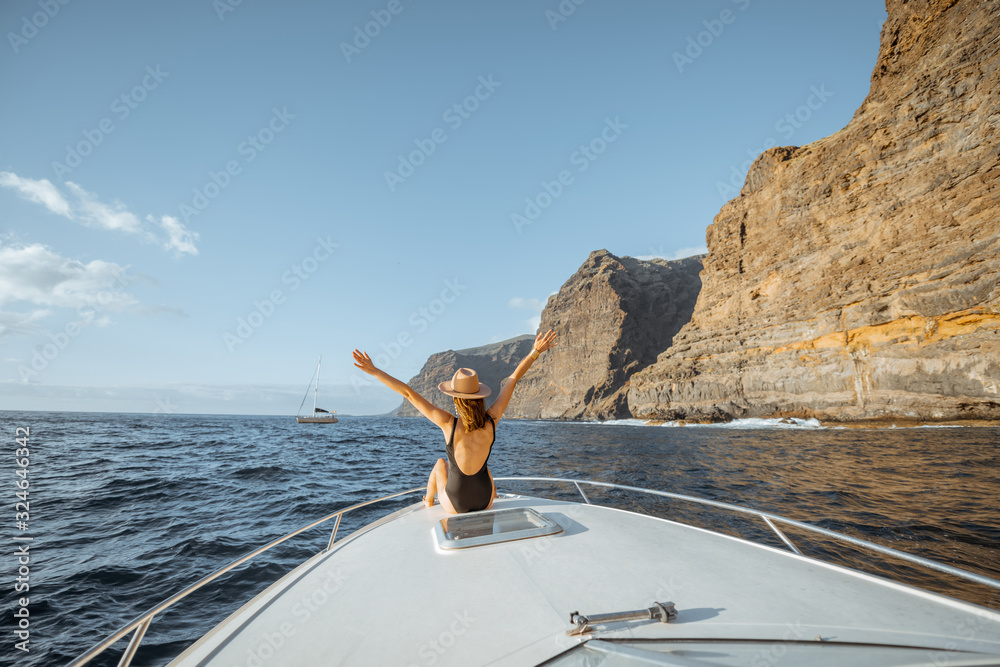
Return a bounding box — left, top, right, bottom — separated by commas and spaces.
71, 478, 1000, 666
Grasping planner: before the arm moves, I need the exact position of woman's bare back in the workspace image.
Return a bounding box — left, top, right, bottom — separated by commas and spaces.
446, 418, 495, 474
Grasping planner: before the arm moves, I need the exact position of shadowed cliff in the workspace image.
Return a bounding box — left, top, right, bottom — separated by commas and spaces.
397, 251, 703, 420
503, 250, 703, 420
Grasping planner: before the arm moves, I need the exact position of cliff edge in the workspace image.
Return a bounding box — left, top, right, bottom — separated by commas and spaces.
504, 250, 703, 419
628, 0, 1000, 422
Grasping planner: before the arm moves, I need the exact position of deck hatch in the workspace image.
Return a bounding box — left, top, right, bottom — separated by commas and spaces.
435, 507, 562, 549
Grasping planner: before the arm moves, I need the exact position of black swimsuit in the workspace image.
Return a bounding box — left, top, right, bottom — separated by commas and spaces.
445, 415, 495, 513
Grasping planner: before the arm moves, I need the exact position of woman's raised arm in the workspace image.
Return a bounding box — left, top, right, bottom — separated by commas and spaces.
487, 329, 559, 421
352, 349, 453, 429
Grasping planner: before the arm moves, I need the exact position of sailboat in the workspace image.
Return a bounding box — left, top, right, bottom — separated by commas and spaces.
295, 355, 338, 424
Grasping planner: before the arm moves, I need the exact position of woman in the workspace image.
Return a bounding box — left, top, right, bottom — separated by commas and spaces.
352, 329, 558, 514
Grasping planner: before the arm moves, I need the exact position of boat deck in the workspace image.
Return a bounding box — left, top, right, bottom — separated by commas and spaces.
170, 495, 1000, 666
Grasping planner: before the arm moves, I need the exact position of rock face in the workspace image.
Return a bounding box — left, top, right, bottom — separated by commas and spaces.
628, 0, 1000, 422
394, 336, 535, 417
503, 250, 704, 420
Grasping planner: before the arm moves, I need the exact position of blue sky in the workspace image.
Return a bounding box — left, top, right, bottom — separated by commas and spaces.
0, 0, 887, 415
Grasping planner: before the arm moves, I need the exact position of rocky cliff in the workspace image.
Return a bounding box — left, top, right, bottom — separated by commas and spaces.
628, 0, 1000, 422
394, 335, 535, 417
502, 250, 703, 420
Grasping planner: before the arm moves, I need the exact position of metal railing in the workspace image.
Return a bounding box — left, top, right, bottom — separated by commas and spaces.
495, 477, 1000, 591
70, 477, 1000, 666
69, 486, 425, 667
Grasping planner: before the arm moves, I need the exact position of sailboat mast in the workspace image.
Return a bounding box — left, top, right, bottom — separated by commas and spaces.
314, 355, 321, 413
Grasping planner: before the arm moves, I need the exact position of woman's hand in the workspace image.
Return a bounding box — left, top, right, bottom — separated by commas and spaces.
352, 349, 378, 375
534, 329, 559, 353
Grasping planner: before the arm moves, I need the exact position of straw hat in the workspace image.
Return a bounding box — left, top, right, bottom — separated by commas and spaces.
438, 368, 491, 399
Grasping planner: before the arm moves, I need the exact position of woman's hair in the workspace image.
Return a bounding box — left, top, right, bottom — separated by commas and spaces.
454, 397, 487, 431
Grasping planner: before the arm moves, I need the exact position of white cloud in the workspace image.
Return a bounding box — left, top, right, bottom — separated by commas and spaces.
0, 243, 136, 311
136, 304, 189, 318
508, 295, 550, 334
0, 171, 198, 256
0, 171, 72, 217
508, 297, 544, 311
635, 245, 709, 261
155, 214, 199, 256
65, 181, 143, 233
0, 243, 139, 339
0, 308, 51, 338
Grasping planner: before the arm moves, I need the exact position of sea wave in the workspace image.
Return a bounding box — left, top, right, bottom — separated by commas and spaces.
231, 465, 294, 480
582, 418, 651, 427
585, 417, 988, 429
584, 417, 826, 429
662, 417, 825, 429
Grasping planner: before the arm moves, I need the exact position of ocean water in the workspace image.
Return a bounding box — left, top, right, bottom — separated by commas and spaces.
1, 411, 998, 666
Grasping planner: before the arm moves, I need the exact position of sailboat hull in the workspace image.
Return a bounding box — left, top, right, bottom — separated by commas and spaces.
295, 416, 338, 423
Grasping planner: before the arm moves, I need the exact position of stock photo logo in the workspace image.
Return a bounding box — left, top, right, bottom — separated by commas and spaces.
384, 76, 501, 192
401, 609, 476, 667
14, 266, 134, 383
672, 0, 752, 73
178, 107, 295, 224
340, 0, 417, 63
352, 278, 467, 395
716, 85, 834, 201
50, 65, 169, 179
544, 0, 588, 31
223, 236, 338, 353
6, 0, 71, 54
232, 569, 347, 667
511, 117, 627, 233
213, 0, 246, 21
